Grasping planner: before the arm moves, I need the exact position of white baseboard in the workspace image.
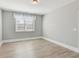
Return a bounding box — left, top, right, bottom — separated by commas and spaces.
43, 37, 79, 53
2, 36, 42, 43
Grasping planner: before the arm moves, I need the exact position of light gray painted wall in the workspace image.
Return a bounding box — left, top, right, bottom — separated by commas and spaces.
43, 1, 79, 48
0, 9, 2, 42
2, 10, 43, 40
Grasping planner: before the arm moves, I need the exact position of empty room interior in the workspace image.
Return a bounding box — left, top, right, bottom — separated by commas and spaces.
0, 0, 79, 58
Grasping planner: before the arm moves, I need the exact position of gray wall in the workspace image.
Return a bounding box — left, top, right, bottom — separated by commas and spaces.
2, 10, 43, 40
0, 9, 2, 42
43, 1, 79, 48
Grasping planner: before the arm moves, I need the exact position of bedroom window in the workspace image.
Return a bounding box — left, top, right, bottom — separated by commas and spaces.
14, 14, 36, 32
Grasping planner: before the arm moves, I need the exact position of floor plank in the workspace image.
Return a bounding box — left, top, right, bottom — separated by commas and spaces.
0, 39, 79, 58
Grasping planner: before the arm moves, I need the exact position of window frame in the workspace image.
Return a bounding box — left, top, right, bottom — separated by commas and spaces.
14, 13, 36, 32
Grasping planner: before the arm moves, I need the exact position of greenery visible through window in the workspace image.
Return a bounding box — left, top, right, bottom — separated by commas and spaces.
14, 13, 36, 32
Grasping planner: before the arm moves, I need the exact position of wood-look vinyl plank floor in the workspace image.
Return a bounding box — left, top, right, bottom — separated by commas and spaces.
0, 39, 79, 58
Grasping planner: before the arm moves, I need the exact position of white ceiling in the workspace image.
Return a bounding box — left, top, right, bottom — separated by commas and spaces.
0, 0, 76, 15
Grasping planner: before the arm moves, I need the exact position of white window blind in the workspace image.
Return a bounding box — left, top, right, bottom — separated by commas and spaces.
14, 13, 36, 32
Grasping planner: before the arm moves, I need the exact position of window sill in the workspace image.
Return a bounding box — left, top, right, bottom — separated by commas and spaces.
16, 30, 35, 32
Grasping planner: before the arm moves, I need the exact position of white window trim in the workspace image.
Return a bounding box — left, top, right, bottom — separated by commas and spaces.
14, 13, 36, 32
